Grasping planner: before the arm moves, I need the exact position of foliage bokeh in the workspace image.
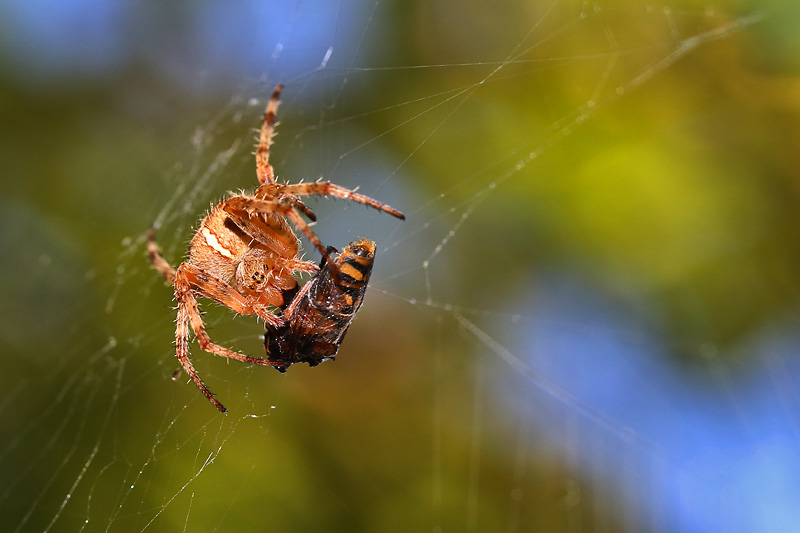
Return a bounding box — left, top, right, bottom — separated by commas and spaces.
1, 1, 799, 531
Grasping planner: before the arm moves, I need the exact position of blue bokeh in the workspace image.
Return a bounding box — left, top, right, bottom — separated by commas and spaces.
510, 274, 800, 532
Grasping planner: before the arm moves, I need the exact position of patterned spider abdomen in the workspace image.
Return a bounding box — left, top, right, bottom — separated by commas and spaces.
264, 238, 376, 370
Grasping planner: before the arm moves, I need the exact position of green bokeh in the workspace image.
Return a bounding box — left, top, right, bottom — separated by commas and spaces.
1, 1, 798, 531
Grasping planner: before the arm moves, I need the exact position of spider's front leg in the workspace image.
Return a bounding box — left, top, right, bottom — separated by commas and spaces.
179, 263, 285, 328
221, 196, 333, 272
276, 182, 406, 220
174, 265, 290, 412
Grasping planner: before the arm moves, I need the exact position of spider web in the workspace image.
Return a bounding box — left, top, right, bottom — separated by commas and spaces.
2, 1, 794, 532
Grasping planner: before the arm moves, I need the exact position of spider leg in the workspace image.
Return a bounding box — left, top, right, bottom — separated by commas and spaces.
277, 182, 405, 220
219, 197, 318, 274
285, 196, 317, 222
174, 265, 289, 412
147, 227, 176, 284
255, 84, 283, 185
222, 196, 338, 272
174, 271, 227, 413
179, 263, 285, 328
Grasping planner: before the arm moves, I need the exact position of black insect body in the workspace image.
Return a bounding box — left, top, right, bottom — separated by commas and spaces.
264, 238, 376, 371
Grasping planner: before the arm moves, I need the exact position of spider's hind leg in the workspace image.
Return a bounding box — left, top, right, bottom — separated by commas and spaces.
174, 274, 227, 412
147, 227, 177, 284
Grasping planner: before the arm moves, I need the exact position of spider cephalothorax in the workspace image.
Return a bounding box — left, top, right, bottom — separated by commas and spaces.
148, 85, 404, 412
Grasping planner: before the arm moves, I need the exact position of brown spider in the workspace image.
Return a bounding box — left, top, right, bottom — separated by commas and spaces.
148, 85, 404, 412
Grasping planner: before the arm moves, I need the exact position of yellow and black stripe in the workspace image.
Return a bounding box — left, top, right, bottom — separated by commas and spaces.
332, 238, 375, 288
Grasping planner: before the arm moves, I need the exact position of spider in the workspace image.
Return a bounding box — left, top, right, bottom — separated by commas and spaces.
264, 238, 377, 371
148, 85, 404, 412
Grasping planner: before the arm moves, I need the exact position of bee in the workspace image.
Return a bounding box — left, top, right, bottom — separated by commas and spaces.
264, 238, 377, 371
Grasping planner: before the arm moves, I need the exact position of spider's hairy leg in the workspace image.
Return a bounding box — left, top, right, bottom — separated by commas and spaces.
222, 196, 339, 273
275, 257, 319, 274
179, 263, 285, 328
174, 266, 289, 412
218, 197, 320, 268
279, 182, 406, 220
174, 273, 227, 412
147, 227, 176, 284
255, 84, 283, 185
285, 196, 317, 222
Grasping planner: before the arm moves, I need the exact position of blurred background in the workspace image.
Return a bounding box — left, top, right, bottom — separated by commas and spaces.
2, 0, 800, 531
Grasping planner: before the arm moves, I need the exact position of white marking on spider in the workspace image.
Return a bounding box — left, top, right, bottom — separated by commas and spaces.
202, 228, 234, 259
